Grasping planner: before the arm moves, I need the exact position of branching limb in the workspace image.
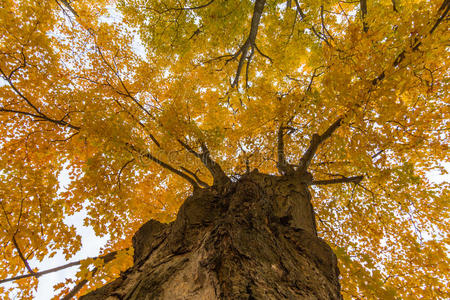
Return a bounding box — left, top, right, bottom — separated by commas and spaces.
372, 0, 449, 85
391, 0, 398, 12
117, 159, 135, 191
0, 108, 80, 130
180, 167, 209, 188
293, 0, 331, 46
172, 0, 215, 11
0, 68, 41, 116
254, 44, 273, 63
143, 0, 215, 14
127, 143, 200, 189
320, 5, 334, 40
195, 0, 267, 86
0, 66, 80, 131
94, 45, 156, 122
231, 0, 266, 87
430, 0, 449, 35
298, 118, 343, 173
360, 0, 368, 32
12, 236, 35, 276
276, 126, 295, 175
310, 175, 363, 185
177, 139, 230, 186
74, 76, 161, 149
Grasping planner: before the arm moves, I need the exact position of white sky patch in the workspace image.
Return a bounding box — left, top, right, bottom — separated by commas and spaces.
426, 162, 450, 184
0, 77, 7, 87
100, 5, 148, 62
34, 207, 109, 299
29, 166, 109, 299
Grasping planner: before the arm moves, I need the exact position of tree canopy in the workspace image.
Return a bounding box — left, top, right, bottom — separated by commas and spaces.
0, 0, 448, 298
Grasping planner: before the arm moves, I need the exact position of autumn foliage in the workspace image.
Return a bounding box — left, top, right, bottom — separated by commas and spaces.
0, 0, 448, 298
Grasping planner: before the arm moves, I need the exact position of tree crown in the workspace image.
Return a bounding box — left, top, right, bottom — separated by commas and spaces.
0, 0, 448, 298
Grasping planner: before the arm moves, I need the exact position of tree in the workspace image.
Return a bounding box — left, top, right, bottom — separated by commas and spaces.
0, 0, 448, 298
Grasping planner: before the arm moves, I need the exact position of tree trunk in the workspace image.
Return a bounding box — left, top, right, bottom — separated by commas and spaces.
81, 171, 342, 299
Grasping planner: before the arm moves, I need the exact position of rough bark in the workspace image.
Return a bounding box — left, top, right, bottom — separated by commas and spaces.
81, 171, 342, 299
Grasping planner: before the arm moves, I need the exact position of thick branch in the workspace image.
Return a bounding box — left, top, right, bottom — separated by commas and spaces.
178, 139, 230, 186
310, 175, 363, 185
127, 143, 200, 189
360, 0, 368, 32
276, 126, 295, 175
231, 0, 266, 87
391, 0, 398, 12
180, 167, 209, 188
298, 118, 343, 172
0, 108, 80, 130
430, 0, 449, 35
277, 126, 287, 174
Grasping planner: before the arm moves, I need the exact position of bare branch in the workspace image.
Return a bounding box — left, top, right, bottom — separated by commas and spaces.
254, 43, 273, 64
372, 0, 449, 85
0, 68, 42, 116
12, 237, 35, 276
276, 126, 295, 175
360, 0, 368, 32
177, 139, 230, 186
94, 45, 156, 121
0, 107, 80, 130
298, 118, 343, 172
62, 277, 90, 300
0, 247, 123, 286
127, 143, 200, 189
231, 0, 266, 87
293, 0, 331, 46
245, 45, 255, 88
0, 66, 81, 132
320, 5, 334, 40
372, 149, 384, 159
277, 126, 287, 175
430, 0, 449, 35
143, 0, 215, 14
391, 0, 398, 12
310, 175, 363, 185
172, 0, 215, 11
180, 167, 209, 188
56, 0, 79, 17
286, 0, 292, 9
117, 159, 135, 191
